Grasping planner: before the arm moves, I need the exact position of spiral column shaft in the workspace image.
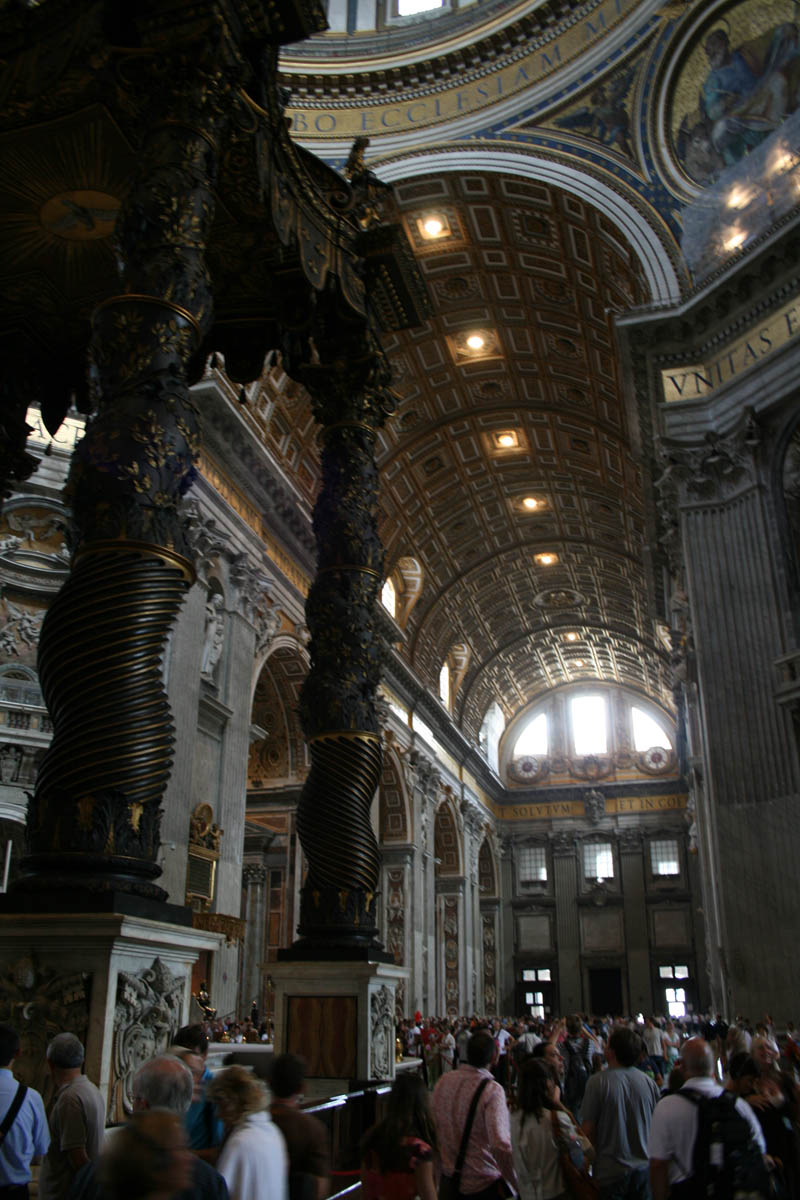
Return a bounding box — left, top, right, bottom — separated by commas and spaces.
20, 547, 192, 895
17, 50, 233, 899
286, 332, 393, 954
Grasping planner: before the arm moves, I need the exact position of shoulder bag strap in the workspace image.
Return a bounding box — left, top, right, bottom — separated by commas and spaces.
451, 1078, 491, 1185
549, 1109, 564, 1147
0, 1082, 27, 1145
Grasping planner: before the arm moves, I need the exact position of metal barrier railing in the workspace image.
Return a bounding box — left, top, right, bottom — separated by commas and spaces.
302, 1081, 395, 1200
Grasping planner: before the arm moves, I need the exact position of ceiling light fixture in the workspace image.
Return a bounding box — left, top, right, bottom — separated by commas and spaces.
770, 148, 796, 175
466, 333, 485, 350
723, 228, 746, 252
418, 213, 450, 240
497, 432, 516, 447
522, 497, 539, 510
536, 552, 558, 566
565, 632, 578, 642
574, 659, 585, 668
727, 186, 754, 210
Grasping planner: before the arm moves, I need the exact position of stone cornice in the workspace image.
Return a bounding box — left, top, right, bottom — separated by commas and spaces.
193, 379, 317, 580
381, 644, 504, 801
281, 1, 591, 80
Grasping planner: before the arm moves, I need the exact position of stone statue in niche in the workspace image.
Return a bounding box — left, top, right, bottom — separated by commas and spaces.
370, 984, 394, 1080
200, 593, 225, 679
110, 957, 184, 1121
254, 603, 281, 658
0, 744, 23, 783
584, 789, 605, 824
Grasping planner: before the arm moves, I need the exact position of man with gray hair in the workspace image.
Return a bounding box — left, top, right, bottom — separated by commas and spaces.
67, 1056, 227, 1200
38, 1032, 105, 1200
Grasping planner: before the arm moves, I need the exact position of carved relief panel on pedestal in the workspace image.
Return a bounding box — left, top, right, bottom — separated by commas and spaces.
110, 957, 184, 1121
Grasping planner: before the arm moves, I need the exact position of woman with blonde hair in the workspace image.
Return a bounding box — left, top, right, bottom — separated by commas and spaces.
207, 1065, 288, 1200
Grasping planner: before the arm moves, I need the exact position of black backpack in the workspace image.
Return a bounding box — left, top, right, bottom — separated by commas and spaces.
562, 1038, 590, 1108
676, 1088, 770, 1199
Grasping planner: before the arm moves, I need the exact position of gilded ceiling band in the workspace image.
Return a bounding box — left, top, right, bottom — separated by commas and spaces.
73, 539, 196, 585
93, 294, 202, 340
316, 564, 381, 578
151, 118, 218, 155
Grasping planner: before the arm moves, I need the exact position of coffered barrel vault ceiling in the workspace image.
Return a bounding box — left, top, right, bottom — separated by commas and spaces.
274, 0, 698, 738
375, 171, 671, 739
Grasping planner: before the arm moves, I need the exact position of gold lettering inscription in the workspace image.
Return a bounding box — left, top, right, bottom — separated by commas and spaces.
497, 794, 686, 819
285, 0, 637, 140
661, 297, 800, 403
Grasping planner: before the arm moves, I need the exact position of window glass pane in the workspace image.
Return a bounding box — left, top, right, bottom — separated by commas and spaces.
525, 992, 534, 1005
538, 969, 551, 981
519, 845, 547, 883
632, 706, 672, 752
584, 842, 614, 880
398, 0, 443, 12
659, 966, 674, 978
381, 577, 396, 617
665, 988, 675, 1002
572, 695, 607, 755
674, 965, 689, 979
534, 993, 543, 1004
439, 662, 450, 709
522, 970, 536, 982
479, 701, 505, 774
514, 712, 548, 757
675, 989, 685, 1001
668, 999, 686, 1017
650, 839, 680, 876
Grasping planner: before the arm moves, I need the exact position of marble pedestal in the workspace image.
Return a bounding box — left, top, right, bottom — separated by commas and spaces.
0, 912, 223, 1119
268, 960, 408, 1091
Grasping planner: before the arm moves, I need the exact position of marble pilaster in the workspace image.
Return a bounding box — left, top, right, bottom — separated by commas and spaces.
619, 831, 650, 1014
552, 835, 581, 1012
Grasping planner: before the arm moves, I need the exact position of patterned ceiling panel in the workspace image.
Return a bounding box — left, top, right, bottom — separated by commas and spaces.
378, 171, 669, 735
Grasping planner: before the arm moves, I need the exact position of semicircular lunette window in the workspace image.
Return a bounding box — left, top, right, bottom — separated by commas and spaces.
513, 711, 547, 758
506, 686, 678, 787
631, 706, 672, 752
571, 694, 607, 756
398, 0, 443, 12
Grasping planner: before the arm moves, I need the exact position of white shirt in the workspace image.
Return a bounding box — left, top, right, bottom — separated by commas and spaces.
496, 1029, 513, 1057
217, 1110, 288, 1200
648, 1078, 766, 1185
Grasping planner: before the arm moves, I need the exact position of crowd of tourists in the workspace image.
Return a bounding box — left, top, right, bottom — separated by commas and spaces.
1, 1009, 798, 1200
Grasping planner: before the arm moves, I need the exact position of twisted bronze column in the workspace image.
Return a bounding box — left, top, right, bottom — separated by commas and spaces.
285, 327, 394, 954
17, 52, 234, 900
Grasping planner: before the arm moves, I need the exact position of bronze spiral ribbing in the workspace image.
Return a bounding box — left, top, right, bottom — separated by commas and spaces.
296, 731, 382, 893
22, 545, 190, 892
